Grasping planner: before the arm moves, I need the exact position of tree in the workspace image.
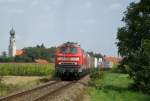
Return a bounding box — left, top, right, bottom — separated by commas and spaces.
41, 43, 45, 48
15, 56, 32, 62
2, 51, 7, 57
23, 47, 47, 61
22, 46, 56, 62
36, 44, 45, 48
117, 0, 150, 93
88, 52, 103, 59
48, 47, 56, 62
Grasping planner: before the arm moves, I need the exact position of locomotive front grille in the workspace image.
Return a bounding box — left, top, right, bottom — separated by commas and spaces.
61, 62, 75, 65
57, 62, 80, 68
59, 62, 77, 65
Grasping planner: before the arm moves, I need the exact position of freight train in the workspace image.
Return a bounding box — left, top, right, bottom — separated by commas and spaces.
55, 42, 94, 79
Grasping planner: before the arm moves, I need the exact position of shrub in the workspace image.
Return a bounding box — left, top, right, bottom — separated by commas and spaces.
89, 69, 104, 90
90, 69, 103, 80
112, 63, 128, 74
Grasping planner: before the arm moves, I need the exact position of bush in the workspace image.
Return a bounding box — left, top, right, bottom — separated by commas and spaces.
90, 69, 103, 80
89, 69, 104, 90
111, 63, 128, 74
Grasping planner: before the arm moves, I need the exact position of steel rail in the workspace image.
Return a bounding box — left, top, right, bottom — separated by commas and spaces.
0, 81, 61, 101
33, 81, 75, 101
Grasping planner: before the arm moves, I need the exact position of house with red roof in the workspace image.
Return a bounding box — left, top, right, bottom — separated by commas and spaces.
100, 56, 122, 69
16, 50, 24, 56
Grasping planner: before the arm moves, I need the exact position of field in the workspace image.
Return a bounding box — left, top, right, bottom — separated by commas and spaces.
0, 63, 54, 76
0, 63, 55, 97
88, 71, 150, 101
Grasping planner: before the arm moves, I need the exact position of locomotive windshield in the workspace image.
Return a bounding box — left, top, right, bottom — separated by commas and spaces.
60, 47, 67, 54
70, 47, 77, 54
60, 47, 77, 54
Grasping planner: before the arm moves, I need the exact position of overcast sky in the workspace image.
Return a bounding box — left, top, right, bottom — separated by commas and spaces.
0, 0, 139, 56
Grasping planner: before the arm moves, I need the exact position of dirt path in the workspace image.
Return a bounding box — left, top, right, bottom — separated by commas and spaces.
3, 76, 44, 85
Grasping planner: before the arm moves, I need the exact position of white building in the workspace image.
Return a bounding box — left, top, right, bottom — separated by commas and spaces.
8, 28, 16, 57
94, 58, 98, 68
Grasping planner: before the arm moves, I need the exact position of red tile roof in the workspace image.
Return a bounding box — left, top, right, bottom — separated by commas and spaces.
104, 56, 122, 63
35, 59, 49, 64
16, 50, 24, 56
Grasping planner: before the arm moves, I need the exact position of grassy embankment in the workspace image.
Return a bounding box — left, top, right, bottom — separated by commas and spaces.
88, 71, 150, 101
0, 63, 54, 97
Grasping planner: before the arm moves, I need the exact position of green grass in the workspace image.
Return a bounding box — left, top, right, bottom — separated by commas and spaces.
88, 72, 150, 101
0, 63, 54, 76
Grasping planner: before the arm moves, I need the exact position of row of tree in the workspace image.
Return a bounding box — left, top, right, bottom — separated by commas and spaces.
0, 44, 103, 63
0, 44, 56, 63
117, 0, 150, 94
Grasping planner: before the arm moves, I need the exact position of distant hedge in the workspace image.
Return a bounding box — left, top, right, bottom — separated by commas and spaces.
0, 63, 54, 76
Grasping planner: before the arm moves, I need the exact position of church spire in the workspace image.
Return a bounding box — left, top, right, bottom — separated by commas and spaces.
8, 28, 16, 57
10, 28, 15, 37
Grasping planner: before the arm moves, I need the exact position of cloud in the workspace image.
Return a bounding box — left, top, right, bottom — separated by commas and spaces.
31, 0, 39, 6
79, 29, 86, 33
43, 6, 51, 11
0, 0, 18, 3
109, 3, 121, 10
9, 8, 24, 14
135, 0, 140, 3
16, 34, 21, 40
85, 19, 96, 24
52, 0, 62, 7
80, 1, 92, 9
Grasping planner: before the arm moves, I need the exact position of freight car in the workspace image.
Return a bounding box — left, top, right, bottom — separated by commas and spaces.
55, 42, 94, 79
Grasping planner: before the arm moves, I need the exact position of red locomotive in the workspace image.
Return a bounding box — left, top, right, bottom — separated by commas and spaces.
55, 42, 94, 79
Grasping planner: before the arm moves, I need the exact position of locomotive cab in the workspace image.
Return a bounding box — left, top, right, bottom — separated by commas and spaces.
55, 43, 83, 78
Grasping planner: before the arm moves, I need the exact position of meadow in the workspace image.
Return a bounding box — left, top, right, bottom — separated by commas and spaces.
88, 71, 150, 101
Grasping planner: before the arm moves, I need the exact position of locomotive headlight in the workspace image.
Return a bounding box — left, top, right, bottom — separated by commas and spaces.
70, 57, 79, 61
57, 57, 79, 61
74, 62, 77, 65
58, 62, 62, 65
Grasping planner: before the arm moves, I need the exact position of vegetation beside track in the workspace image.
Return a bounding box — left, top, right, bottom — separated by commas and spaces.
0, 63, 54, 76
88, 70, 150, 101
0, 63, 54, 97
0, 76, 50, 97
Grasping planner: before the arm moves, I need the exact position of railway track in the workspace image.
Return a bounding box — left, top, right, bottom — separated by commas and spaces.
0, 75, 88, 101
33, 82, 74, 101
0, 80, 75, 101
35, 75, 90, 101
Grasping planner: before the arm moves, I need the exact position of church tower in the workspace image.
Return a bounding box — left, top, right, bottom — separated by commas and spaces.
8, 28, 16, 57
